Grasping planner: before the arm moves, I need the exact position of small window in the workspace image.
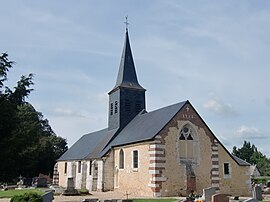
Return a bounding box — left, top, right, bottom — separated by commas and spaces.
64, 162, 67, 174
135, 100, 142, 113
125, 99, 131, 112
78, 161, 81, 173
119, 149, 124, 169
110, 103, 113, 115
89, 161, 92, 175
114, 101, 118, 114
224, 163, 230, 175
133, 150, 139, 169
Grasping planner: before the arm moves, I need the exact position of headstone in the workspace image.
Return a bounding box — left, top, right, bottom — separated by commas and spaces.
264, 187, 270, 194
42, 191, 53, 202
243, 199, 258, 202
23, 178, 32, 187
211, 193, 230, 202
63, 177, 79, 195
266, 181, 270, 187
82, 199, 98, 202
37, 177, 47, 187
252, 185, 263, 201
202, 187, 216, 202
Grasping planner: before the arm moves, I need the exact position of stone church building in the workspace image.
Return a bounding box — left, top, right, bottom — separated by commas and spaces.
55, 30, 252, 197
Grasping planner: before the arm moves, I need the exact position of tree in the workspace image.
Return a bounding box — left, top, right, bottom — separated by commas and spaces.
232, 141, 270, 176
232, 141, 256, 163
0, 53, 68, 182
251, 150, 270, 176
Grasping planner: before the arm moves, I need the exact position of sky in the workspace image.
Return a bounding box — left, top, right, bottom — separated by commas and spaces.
1, 1, 270, 157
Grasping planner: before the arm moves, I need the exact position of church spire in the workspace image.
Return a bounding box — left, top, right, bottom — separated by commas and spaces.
109, 29, 145, 94
108, 28, 146, 130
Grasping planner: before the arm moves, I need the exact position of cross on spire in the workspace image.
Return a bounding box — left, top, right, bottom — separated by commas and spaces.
124, 16, 129, 31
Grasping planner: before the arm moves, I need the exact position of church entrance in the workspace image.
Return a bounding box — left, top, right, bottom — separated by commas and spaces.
185, 163, 196, 195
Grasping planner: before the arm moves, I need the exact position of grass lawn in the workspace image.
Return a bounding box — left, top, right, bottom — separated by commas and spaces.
133, 199, 177, 202
0, 189, 43, 198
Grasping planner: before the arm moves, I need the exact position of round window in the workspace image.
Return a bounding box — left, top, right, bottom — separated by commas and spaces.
183, 127, 189, 133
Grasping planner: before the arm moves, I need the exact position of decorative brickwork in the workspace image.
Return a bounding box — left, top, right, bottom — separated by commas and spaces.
211, 139, 220, 190
52, 163, 59, 185
148, 137, 166, 197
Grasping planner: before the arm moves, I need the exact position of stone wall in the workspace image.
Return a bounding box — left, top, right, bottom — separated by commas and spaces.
86, 160, 93, 191
103, 151, 115, 191
58, 161, 68, 188
97, 160, 104, 191
150, 102, 251, 197
218, 147, 252, 196
114, 142, 153, 197
159, 120, 212, 196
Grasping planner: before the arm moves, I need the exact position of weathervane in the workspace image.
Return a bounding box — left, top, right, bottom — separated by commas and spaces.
124, 16, 129, 31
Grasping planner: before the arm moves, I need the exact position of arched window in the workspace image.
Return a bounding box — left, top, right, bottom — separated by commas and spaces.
119, 149, 124, 169
179, 124, 195, 160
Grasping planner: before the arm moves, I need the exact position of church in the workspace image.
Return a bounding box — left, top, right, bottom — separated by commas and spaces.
55, 29, 252, 197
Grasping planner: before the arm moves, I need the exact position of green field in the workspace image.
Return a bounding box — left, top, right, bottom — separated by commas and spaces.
0, 189, 43, 198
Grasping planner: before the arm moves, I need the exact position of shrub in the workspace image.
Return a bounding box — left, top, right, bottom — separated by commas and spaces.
10, 192, 42, 202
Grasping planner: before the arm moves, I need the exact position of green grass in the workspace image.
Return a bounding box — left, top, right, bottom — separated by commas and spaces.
0, 189, 43, 198
133, 199, 177, 202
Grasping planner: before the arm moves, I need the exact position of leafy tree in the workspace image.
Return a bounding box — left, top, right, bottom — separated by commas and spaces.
232, 141, 256, 163
0, 53, 68, 182
251, 150, 270, 176
233, 141, 270, 176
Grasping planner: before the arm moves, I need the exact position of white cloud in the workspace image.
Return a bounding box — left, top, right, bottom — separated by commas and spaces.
203, 96, 236, 117
54, 108, 86, 118
236, 125, 265, 139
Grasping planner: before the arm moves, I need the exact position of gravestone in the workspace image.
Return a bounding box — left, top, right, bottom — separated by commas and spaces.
243, 199, 258, 202
211, 193, 230, 202
202, 187, 216, 202
37, 177, 47, 187
23, 178, 32, 187
253, 185, 263, 201
266, 181, 270, 187
82, 199, 99, 202
42, 191, 53, 202
63, 177, 79, 195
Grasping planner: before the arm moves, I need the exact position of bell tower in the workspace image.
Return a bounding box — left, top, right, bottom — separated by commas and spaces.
108, 30, 146, 130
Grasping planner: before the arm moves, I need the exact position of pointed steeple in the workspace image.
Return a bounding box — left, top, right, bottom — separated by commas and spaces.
108, 29, 146, 130
109, 30, 145, 94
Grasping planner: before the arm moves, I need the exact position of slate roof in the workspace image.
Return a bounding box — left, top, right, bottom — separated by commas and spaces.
58, 100, 250, 168
58, 128, 118, 161
99, 101, 187, 156
58, 101, 187, 161
109, 30, 145, 94
231, 154, 251, 166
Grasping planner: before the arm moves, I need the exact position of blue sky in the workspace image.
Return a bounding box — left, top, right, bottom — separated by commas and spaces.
1, 1, 270, 157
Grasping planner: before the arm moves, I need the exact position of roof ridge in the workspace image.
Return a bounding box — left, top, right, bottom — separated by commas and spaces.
140, 101, 187, 115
